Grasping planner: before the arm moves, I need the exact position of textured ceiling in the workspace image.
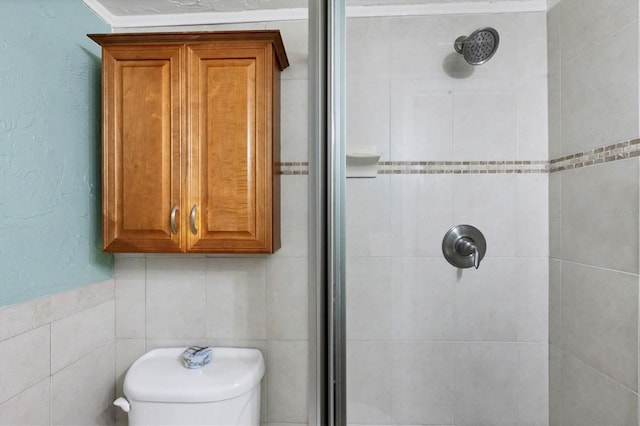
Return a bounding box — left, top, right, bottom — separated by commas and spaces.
93, 0, 306, 16
92, 0, 541, 16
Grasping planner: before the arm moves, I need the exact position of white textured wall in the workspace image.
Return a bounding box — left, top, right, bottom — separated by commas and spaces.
0, 0, 113, 308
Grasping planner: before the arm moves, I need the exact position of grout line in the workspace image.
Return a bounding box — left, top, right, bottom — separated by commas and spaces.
558, 259, 640, 278
558, 348, 640, 396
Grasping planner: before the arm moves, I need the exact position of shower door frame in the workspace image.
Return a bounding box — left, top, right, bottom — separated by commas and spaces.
308, 1, 347, 425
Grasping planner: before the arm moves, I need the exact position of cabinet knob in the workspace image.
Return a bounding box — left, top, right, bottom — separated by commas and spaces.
190, 204, 198, 235
170, 204, 179, 235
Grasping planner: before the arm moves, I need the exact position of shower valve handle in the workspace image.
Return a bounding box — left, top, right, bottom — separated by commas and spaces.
442, 225, 487, 270
455, 237, 481, 269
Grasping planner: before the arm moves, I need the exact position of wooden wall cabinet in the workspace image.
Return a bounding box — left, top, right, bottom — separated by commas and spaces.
88, 31, 288, 253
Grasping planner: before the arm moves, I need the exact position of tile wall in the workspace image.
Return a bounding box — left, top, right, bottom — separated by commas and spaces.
0, 280, 116, 426
345, 10, 549, 426
548, 0, 640, 424
112, 19, 310, 426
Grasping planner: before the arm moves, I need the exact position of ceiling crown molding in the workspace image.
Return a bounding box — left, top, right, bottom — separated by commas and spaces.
83, 0, 546, 29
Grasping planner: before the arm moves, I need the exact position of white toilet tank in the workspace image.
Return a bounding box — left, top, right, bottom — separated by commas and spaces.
118, 347, 265, 426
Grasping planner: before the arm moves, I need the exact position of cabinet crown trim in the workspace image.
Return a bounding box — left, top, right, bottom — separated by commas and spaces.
87, 30, 289, 71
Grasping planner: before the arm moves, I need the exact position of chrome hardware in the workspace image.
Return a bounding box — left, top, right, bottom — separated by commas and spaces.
190, 204, 198, 235
170, 204, 178, 235
442, 224, 487, 269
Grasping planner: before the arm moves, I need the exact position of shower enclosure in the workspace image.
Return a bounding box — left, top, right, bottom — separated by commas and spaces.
310, 1, 640, 425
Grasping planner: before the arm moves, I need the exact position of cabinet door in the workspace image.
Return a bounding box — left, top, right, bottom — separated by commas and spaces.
187, 44, 275, 253
102, 45, 184, 252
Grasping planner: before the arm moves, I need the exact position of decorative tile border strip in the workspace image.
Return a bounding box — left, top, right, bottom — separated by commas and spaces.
549, 138, 640, 172
279, 162, 309, 175
277, 138, 640, 176
378, 160, 548, 174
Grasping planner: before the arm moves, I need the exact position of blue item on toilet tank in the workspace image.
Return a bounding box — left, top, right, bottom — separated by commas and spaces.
181, 346, 213, 369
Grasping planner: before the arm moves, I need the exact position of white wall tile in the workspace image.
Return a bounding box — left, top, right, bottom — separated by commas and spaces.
0, 379, 50, 426
517, 12, 548, 78
517, 343, 549, 425
266, 340, 308, 424
115, 257, 146, 339
561, 23, 639, 154
454, 342, 519, 425
267, 257, 308, 340
517, 77, 549, 160
347, 341, 392, 425
561, 352, 638, 425
549, 259, 562, 348
389, 79, 454, 161
145, 338, 205, 352
549, 344, 562, 426
0, 302, 33, 342
280, 79, 308, 162
391, 342, 455, 425
114, 256, 145, 281
561, 262, 638, 391
390, 15, 453, 79
547, 3, 561, 78
0, 325, 50, 403
453, 88, 518, 161
453, 258, 519, 341
347, 17, 391, 79
452, 174, 517, 257
275, 176, 308, 258
549, 172, 562, 259
389, 174, 454, 258
115, 339, 145, 426
346, 176, 391, 258
52, 342, 115, 426
561, 160, 639, 273
517, 258, 549, 342
346, 79, 390, 160
560, 0, 638, 63
51, 300, 115, 373
346, 257, 392, 341
146, 257, 207, 339
206, 258, 267, 340
547, 71, 562, 160
391, 258, 455, 341
516, 173, 549, 257
115, 338, 146, 395
33, 279, 114, 327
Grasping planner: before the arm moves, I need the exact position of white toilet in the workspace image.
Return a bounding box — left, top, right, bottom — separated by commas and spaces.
114, 347, 265, 425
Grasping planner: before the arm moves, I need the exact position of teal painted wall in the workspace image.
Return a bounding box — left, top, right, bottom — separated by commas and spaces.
0, 1, 112, 307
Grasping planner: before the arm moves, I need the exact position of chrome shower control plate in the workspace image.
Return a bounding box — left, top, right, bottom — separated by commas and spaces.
442, 225, 487, 269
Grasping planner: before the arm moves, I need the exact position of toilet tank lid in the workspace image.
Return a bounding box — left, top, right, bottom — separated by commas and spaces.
123, 347, 265, 403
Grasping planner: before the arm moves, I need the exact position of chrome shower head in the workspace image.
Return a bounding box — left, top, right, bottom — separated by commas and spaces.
454, 27, 500, 65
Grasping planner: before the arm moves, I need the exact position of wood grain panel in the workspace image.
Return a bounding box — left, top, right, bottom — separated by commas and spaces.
188, 44, 274, 252
205, 60, 255, 235
102, 46, 183, 252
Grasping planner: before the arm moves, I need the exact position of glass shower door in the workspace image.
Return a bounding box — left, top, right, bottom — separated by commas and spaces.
342, 2, 550, 425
